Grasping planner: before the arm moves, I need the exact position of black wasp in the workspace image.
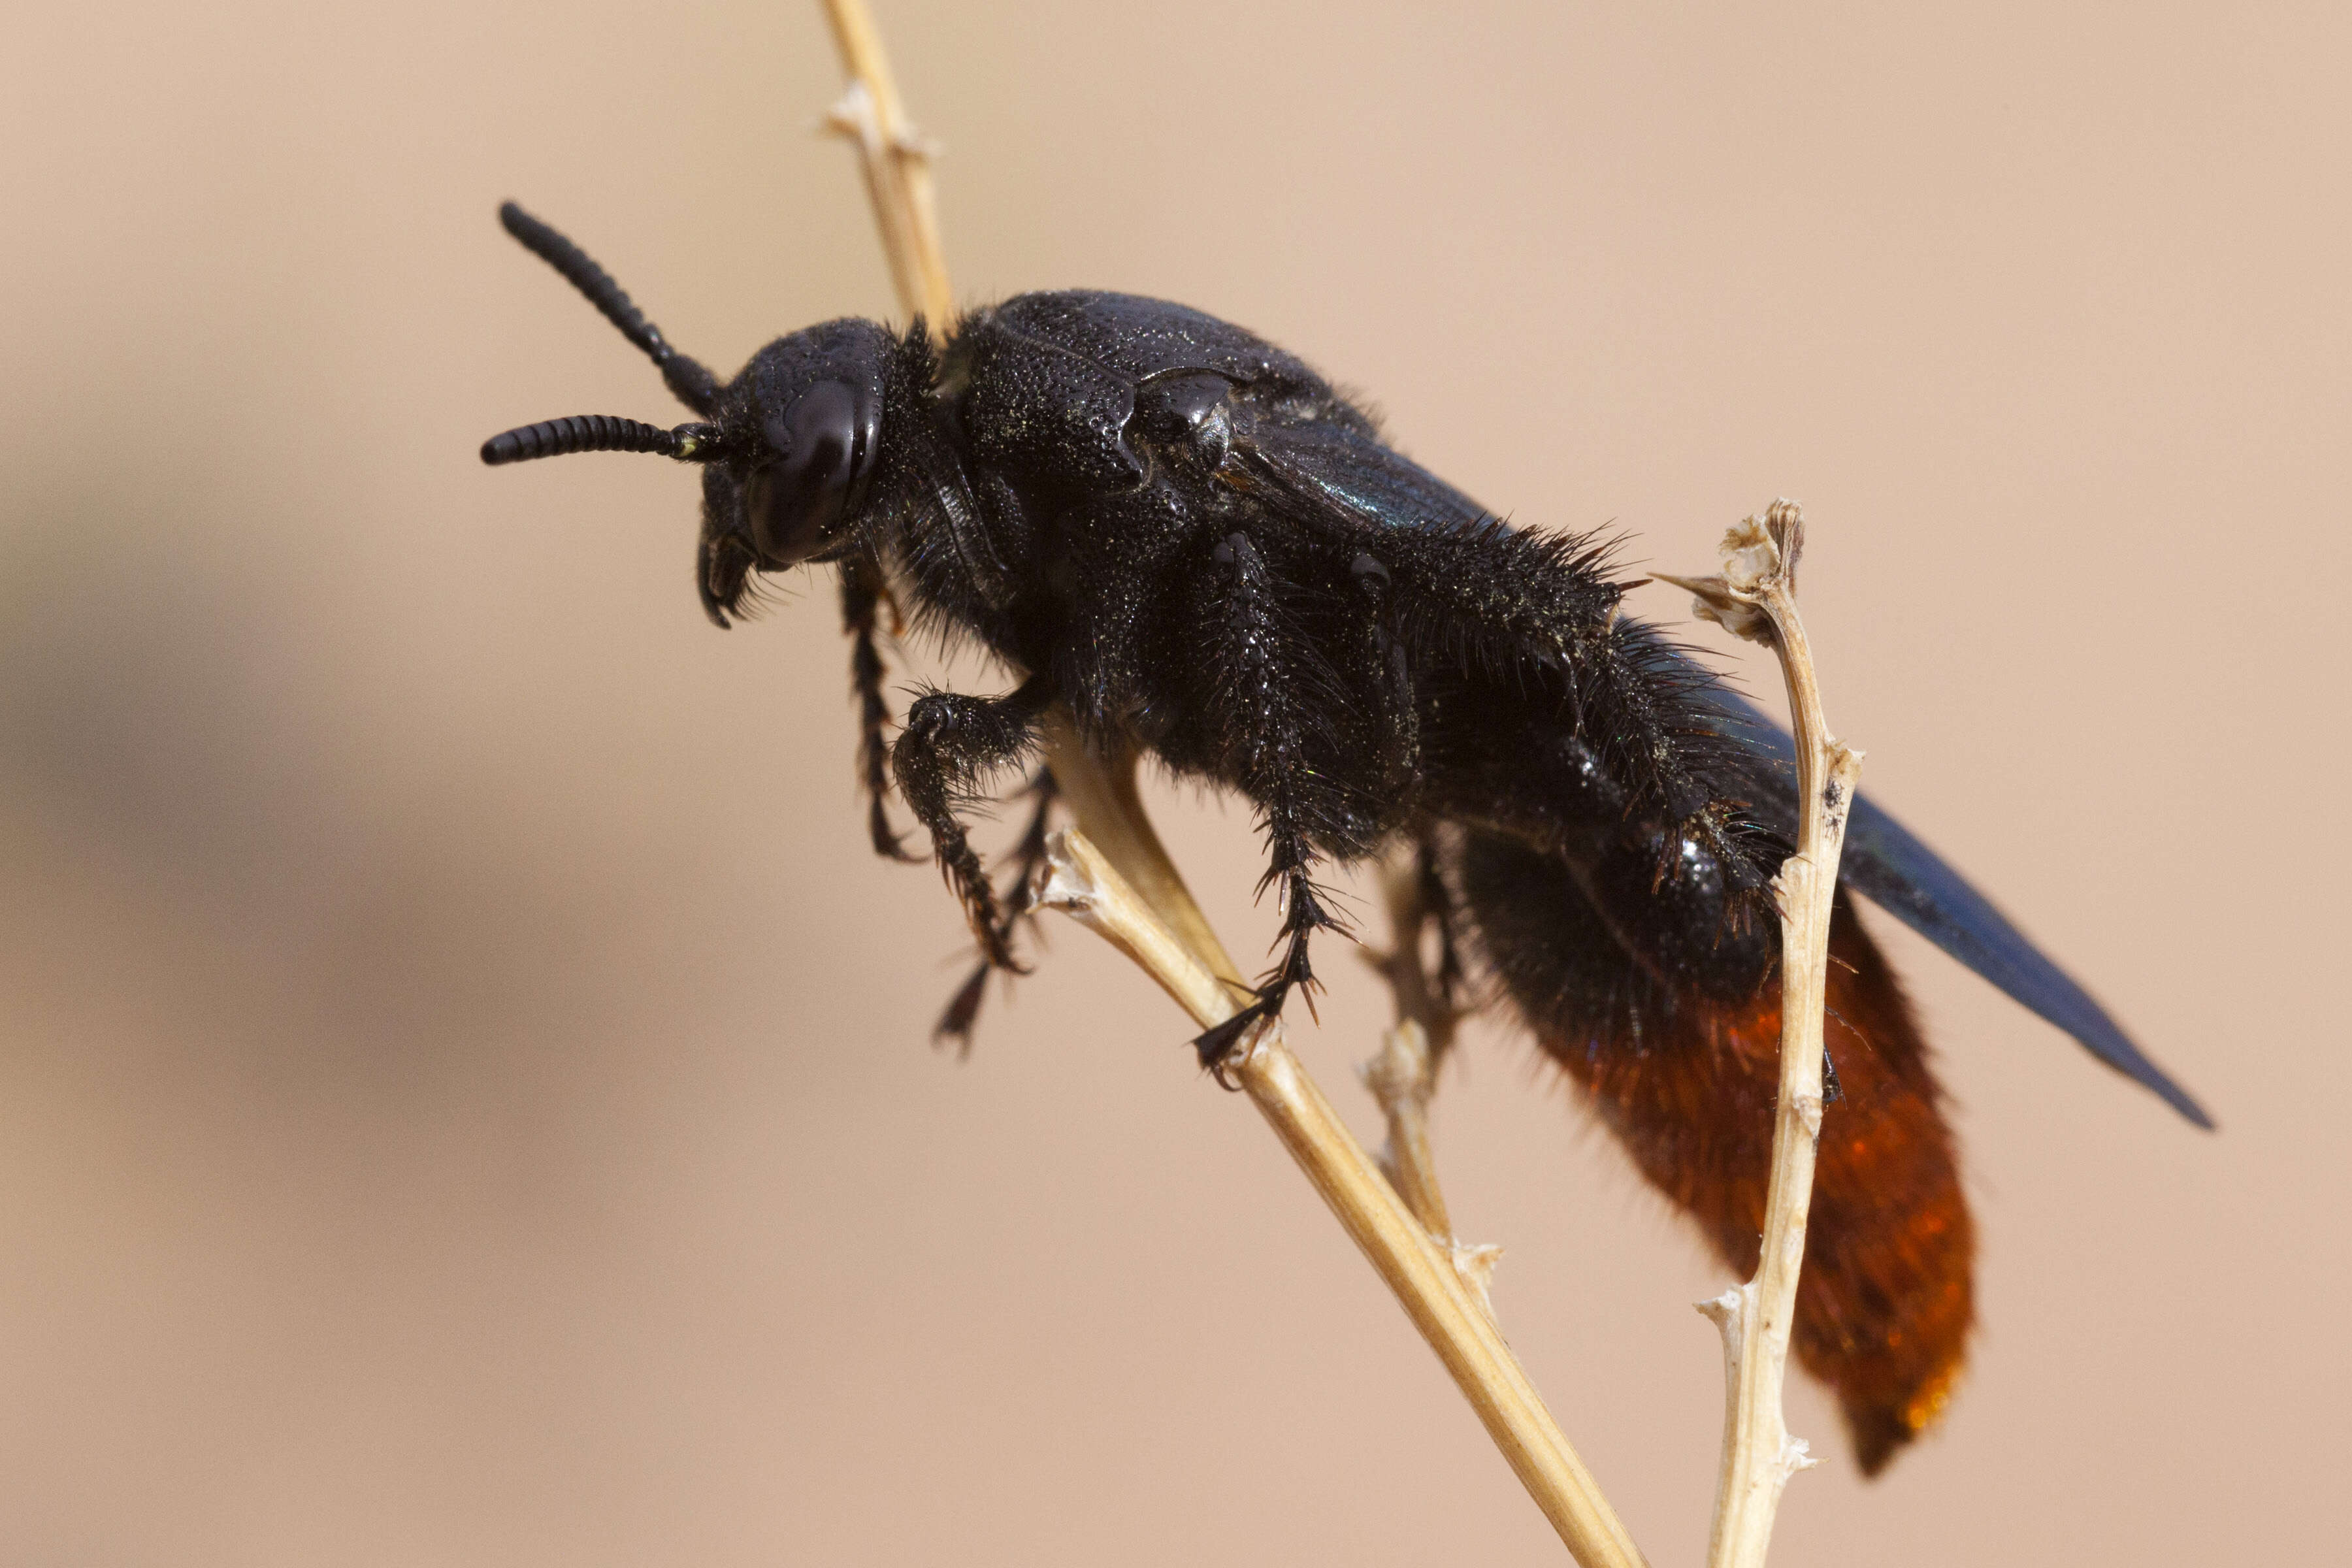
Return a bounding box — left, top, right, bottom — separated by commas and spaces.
481, 202, 2208, 1472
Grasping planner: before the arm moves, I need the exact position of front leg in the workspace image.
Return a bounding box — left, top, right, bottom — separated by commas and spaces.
892, 675, 1054, 970
841, 559, 921, 862
934, 766, 1059, 1047
1192, 531, 1351, 1071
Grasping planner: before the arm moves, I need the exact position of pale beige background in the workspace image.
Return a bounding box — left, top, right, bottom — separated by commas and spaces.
3, 2, 2344, 1563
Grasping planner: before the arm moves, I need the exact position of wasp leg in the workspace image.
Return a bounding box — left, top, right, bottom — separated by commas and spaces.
892, 676, 1053, 971
935, 766, 1060, 1048
1416, 838, 1466, 1020
1190, 531, 1350, 1073
841, 559, 924, 863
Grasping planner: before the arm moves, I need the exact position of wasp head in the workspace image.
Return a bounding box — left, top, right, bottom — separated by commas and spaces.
693, 320, 891, 625
478, 203, 896, 629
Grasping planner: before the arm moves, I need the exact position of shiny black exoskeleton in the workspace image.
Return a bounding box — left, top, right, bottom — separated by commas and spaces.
480, 199, 2208, 1108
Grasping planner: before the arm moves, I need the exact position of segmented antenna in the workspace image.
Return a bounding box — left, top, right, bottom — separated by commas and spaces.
479, 415, 721, 466
499, 201, 722, 416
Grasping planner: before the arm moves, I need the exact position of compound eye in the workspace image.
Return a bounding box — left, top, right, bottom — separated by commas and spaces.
745, 379, 874, 565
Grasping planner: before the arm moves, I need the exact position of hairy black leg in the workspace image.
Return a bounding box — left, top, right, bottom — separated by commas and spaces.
1192, 532, 1350, 1072
841, 559, 922, 862
1417, 843, 1461, 991
936, 766, 1060, 1048
1416, 836, 1466, 1023
892, 674, 1053, 970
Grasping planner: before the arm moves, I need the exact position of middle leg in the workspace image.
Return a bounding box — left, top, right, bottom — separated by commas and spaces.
1191, 531, 1354, 1068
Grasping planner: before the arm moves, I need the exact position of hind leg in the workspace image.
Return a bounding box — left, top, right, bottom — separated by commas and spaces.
1187, 531, 1354, 1068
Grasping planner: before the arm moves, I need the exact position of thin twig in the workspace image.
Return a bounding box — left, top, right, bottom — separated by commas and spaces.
1360, 1020, 1506, 1318
819, 0, 953, 327
816, 7, 1642, 1560
1360, 855, 1458, 1239
1035, 830, 1645, 1568
1358, 853, 1505, 1303
1661, 500, 1863, 1568
820, 1, 1237, 962
1362, 1020, 1452, 1239
1032, 708, 1243, 987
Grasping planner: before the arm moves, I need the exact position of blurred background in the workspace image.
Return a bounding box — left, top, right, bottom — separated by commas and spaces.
3, 2, 2344, 1563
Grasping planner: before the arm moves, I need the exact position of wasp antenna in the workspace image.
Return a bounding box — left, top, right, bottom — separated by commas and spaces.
479, 416, 724, 466
498, 201, 722, 417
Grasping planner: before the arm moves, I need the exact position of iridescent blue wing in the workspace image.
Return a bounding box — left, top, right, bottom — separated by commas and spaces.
1701, 686, 2212, 1127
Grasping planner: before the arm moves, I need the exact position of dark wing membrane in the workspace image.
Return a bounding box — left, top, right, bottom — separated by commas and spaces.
1699, 687, 2212, 1128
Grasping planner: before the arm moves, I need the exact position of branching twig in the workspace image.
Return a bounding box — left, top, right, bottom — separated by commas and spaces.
1661, 500, 1863, 1568
820, 1, 1236, 965
1034, 830, 1643, 1568
817, 6, 1642, 1561
1031, 708, 1241, 987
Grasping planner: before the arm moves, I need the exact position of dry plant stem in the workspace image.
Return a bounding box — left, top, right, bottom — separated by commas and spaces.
820, 7, 1640, 1561
819, 0, 953, 327
1665, 502, 1863, 1568
1032, 710, 1244, 988
1357, 860, 1510, 1302
1362, 1021, 1452, 1240
821, 0, 1231, 966
1361, 1021, 1505, 1318
1360, 858, 1456, 1239
1035, 831, 1647, 1568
